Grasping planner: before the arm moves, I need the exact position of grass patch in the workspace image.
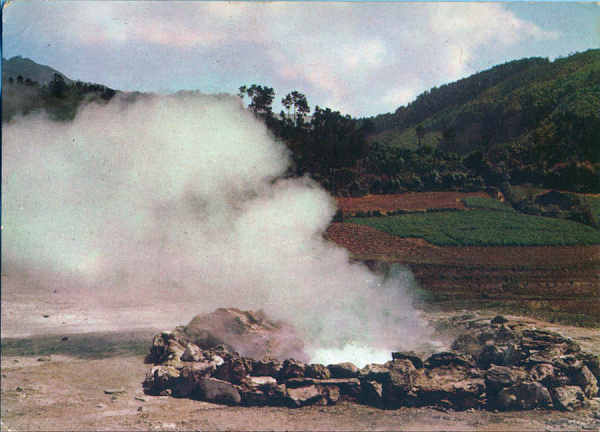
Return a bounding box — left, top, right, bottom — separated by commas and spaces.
587, 195, 600, 219
348, 210, 600, 246
462, 197, 516, 212
0, 330, 153, 359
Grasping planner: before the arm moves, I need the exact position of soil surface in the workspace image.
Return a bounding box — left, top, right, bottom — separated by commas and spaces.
336, 192, 491, 216
2, 307, 600, 431
326, 222, 600, 326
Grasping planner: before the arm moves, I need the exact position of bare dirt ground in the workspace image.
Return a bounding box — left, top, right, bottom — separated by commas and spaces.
326, 222, 600, 325
2, 302, 600, 431
336, 192, 491, 217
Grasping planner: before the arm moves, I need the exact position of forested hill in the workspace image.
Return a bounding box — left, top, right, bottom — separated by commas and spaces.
3, 56, 74, 85
368, 49, 600, 165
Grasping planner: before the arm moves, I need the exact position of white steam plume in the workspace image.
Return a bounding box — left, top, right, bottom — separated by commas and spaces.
2, 92, 431, 362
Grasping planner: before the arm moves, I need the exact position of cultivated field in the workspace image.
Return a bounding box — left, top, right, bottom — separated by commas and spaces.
329, 192, 600, 326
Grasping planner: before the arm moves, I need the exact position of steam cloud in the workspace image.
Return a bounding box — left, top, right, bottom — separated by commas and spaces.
2, 92, 431, 362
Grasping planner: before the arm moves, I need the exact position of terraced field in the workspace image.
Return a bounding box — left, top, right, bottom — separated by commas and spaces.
328, 192, 600, 326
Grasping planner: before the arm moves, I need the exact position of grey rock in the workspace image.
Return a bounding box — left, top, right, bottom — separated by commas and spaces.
328, 362, 359, 378
278, 359, 306, 380
196, 378, 241, 405
305, 363, 331, 379
359, 363, 391, 383
362, 380, 383, 407
252, 359, 282, 377
574, 366, 599, 398
391, 351, 424, 369
181, 343, 204, 362
425, 352, 475, 369
286, 385, 324, 407
495, 382, 552, 410
551, 385, 585, 411
485, 365, 528, 394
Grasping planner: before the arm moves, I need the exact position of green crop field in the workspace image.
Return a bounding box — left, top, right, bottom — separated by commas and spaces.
462, 197, 516, 212
348, 210, 600, 246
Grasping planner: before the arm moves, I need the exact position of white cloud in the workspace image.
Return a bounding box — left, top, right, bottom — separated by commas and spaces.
5, 2, 562, 116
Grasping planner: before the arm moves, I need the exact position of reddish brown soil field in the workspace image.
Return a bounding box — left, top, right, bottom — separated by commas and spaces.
336, 191, 491, 216
326, 222, 600, 325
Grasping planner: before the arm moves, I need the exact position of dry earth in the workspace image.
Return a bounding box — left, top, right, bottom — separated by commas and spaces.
336, 191, 491, 216
2, 303, 600, 431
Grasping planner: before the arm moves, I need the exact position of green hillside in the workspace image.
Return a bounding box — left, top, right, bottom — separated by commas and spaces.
365, 49, 600, 194
369, 50, 599, 158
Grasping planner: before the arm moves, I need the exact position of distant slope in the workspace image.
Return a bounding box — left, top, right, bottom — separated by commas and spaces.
368, 49, 600, 164
2, 56, 116, 122
2, 56, 73, 85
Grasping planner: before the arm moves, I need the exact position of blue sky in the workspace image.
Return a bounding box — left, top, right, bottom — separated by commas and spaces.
3, 2, 599, 117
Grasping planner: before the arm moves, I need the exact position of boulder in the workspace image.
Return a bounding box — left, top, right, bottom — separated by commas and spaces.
359, 363, 391, 383
412, 367, 484, 410
520, 329, 570, 351
244, 376, 278, 390
319, 385, 340, 405
391, 351, 424, 369
477, 343, 522, 368
143, 365, 180, 395
184, 308, 308, 361
214, 357, 249, 384
383, 360, 418, 408
551, 386, 585, 411
491, 315, 509, 325
305, 363, 331, 379
573, 366, 599, 398
252, 359, 282, 377
529, 363, 555, 384
578, 353, 600, 380
196, 378, 241, 405
451, 334, 484, 359
279, 359, 306, 380
362, 380, 383, 408
485, 365, 529, 394
286, 385, 324, 407
424, 352, 475, 369
328, 362, 359, 378
181, 343, 204, 362
495, 382, 552, 410
240, 388, 268, 406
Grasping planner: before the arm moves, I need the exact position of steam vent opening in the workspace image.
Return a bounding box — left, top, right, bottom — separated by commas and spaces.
143, 308, 600, 411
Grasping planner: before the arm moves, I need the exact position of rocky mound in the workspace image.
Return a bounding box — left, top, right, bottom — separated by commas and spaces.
143, 311, 599, 411
145, 308, 307, 365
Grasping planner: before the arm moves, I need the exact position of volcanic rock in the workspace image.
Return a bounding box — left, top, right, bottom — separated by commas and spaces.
286, 385, 324, 407
551, 385, 586, 411
413, 366, 485, 410
424, 352, 475, 369
252, 359, 282, 377
328, 362, 359, 378
391, 351, 424, 369
196, 378, 241, 405
529, 363, 555, 384
485, 365, 528, 394
305, 363, 331, 379
279, 359, 306, 380
359, 363, 391, 382
184, 308, 307, 361
362, 380, 384, 407
143, 365, 180, 395
573, 366, 599, 398
213, 356, 250, 384
143, 309, 598, 412
495, 381, 552, 411
491, 315, 509, 325
181, 343, 203, 362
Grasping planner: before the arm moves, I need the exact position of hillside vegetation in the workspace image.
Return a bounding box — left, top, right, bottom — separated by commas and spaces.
367, 50, 600, 193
